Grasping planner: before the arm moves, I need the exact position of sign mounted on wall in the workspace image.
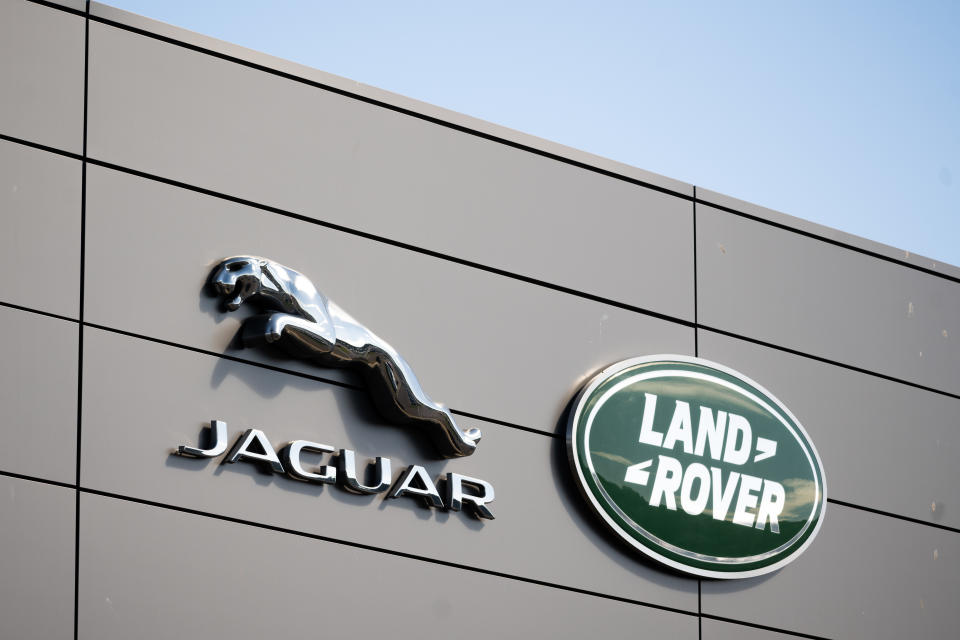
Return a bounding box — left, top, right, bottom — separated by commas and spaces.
567, 355, 826, 578
178, 419, 495, 519
175, 256, 495, 520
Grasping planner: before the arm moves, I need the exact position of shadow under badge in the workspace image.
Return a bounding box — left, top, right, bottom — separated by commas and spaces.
207, 255, 481, 459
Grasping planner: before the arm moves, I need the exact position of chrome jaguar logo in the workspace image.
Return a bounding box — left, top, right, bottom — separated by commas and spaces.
209, 255, 480, 458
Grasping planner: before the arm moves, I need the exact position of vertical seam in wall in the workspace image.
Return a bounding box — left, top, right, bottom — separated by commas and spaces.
693, 186, 699, 357
74, 3, 90, 639
693, 187, 702, 640
698, 579, 703, 639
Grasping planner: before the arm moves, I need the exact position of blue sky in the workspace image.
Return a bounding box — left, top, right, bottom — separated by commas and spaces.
105, 0, 959, 267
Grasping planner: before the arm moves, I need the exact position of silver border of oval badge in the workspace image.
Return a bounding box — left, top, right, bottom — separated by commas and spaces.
566, 354, 828, 580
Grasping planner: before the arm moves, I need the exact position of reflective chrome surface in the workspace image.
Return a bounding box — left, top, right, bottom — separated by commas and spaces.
445, 472, 496, 520
173, 421, 496, 516
177, 419, 228, 458
209, 256, 480, 458
281, 440, 336, 484
224, 428, 285, 473
388, 464, 444, 508
338, 449, 392, 494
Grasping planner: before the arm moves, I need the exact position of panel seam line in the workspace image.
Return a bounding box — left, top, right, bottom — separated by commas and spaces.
80, 157, 696, 328
78, 486, 697, 617
693, 185, 699, 358
23, 0, 85, 18
73, 4, 89, 640
0, 469, 77, 490
700, 613, 832, 640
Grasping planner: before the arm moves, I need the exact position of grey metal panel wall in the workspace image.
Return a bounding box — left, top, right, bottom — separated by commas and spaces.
0, 307, 78, 484
702, 619, 809, 640
701, 504, 959, 639
697, 186, 960, 280
86, 21, 695, 321
0, 475, 76, 640
78, 493, 699, 640
0, 0, 85, 153
0, 138, 82, 318
697, 203, 960, 396
86, 3, 694, 198
1, 2, 957, 640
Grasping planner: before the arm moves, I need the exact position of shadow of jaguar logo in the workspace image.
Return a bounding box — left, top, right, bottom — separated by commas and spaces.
209, 255, 480, 458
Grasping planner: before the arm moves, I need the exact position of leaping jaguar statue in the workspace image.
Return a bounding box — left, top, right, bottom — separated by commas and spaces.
209, 256, 481, 458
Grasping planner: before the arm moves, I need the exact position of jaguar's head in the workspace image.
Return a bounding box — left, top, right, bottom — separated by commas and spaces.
210, 256, 265, 311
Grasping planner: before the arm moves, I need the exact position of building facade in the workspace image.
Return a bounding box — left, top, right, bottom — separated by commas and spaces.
1, 1, 958, 638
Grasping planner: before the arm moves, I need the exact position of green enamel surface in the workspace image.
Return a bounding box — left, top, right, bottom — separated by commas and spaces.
569, 358, 826, 576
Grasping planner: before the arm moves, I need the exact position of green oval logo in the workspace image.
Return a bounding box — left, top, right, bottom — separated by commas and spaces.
567, 355, 827, 579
